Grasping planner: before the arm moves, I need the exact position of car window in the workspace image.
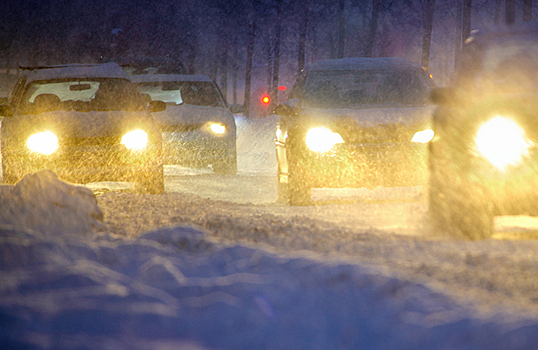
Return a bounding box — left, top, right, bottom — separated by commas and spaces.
180, 82, 225, 108
303, 69, 430, 108
18, 78, 146, 114
136, 82, 183, 105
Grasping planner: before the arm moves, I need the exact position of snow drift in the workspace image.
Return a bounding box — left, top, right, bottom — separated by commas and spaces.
1, 170, 538, 349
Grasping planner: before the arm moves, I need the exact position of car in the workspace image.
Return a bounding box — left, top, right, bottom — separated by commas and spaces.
429, 21, 538, 239
0, 62, 166, 193
130, 74, 237, 174
274, 57, 435, 205
103, 56, 186, 75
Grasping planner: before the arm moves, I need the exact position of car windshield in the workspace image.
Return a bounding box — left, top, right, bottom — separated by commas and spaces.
18, 78, 146, 114
303, 69, 429, 108
136, 81, 225, 108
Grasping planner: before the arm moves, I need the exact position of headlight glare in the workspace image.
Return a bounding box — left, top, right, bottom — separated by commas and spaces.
411, 129, 434, 143
27, 131, 58, 155
122, 129, 148, 150
475, 116, 532, 170
208, 122, 226, 135
306, 127, 344, 153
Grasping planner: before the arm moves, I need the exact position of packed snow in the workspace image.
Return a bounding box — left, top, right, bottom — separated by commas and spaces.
2, 116, 538, 349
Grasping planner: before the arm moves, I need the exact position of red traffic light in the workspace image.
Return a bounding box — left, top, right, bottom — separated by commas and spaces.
261, 94, 270, 105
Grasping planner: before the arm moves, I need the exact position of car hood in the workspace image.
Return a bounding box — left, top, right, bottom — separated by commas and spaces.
7, 110, 159, 140
151, 104, 236, 130
302, 105, 435, 143
303, 105, 435, 128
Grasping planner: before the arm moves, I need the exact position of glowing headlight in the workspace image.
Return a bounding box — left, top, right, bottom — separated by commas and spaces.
27, 131, 58, 155
306, 127, 344, 153
122, 129, 148, 150
411, 129, 434, 143
475, 116, 532, 170
208, 122, 226, 135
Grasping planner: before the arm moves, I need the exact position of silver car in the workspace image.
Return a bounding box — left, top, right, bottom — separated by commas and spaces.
131, 74, 237, 174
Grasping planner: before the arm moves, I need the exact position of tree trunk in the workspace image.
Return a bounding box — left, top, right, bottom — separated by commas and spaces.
462, 0, 472, 44
244, 16, 257, 118
421, 0, 436, 69
337, 0, 345, 59
219, 17, 228, 104
297, 0, 309, 75
454, 0, 463, 71
494, 0, 502, 24
523, 0, 532, 22
266, 40, 272, 96
231, 30, 238, 105
271, 1, 283, 111
505, 0, 515, 25
364, 0, 380, 58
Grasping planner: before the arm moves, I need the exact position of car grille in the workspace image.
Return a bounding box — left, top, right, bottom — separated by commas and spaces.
336, 121, 418, 144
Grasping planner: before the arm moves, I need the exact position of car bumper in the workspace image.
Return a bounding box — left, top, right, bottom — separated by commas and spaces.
299, 142, 428, 189
162, 131, 236, 166
4, 145, 162, 183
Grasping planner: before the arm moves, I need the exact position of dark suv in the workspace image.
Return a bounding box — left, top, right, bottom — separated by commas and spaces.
274, 57, 435, 205
429, 22, 538, 239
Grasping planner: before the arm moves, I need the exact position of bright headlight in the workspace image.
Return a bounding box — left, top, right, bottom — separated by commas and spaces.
306, 127, 344, 153
27, 131, 58, 155
475, 116, 532, 170
122, 129, 148, 150
209, 122, 226, 135
411, 129, 434, 143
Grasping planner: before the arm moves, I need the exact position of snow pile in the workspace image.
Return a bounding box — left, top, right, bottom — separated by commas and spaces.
0, 170, 107, 237
2, 223, 538, 349
2, 170, 538, 349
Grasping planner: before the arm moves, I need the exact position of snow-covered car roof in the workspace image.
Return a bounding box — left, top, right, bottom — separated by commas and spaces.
469, 20, 538, 42
129, 74, 214, 84
306, 57, 422, 72
22, 62, 128, 83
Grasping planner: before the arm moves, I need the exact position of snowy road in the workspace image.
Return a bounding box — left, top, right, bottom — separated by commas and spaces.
95, 116, 538, 323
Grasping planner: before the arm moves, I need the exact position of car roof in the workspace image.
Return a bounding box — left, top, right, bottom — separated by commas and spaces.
129, 74, 214, 83
306, 57, 422, 72
22, 62, 128, 82
468, 20, 538, 43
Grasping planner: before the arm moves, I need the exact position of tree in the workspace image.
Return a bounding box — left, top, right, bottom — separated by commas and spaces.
337, 0, 346, 58
505, 0, 515, 24
421, 0, 436, 69
364, 0, 380, 57
243, 10, 257, 118
523, 0, 532, 22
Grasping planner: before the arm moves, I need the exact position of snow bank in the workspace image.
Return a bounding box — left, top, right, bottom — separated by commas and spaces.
2, 170, 538, 349
0, 170, 106, 237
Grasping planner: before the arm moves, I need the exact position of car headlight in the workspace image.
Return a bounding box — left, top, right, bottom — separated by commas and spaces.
475, 116, 532, 171
305, 127, 344, 153
411, 129, 434, 143
122, 129, 148, 150
27, 131, 58, 155
207, 122, 227, 135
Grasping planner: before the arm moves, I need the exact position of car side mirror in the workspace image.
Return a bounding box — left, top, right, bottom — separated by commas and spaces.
230, 104, 244, 114
430, 87, 456, 106
274, 98, 300, 117
0, 104, 14, 117
149, 100, 166, 113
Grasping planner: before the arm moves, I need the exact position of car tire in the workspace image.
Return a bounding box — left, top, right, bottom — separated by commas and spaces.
428, 136, 494, 240
135, 167, 165, 194
213, 151, 237, 175
285, 148, 311, 206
